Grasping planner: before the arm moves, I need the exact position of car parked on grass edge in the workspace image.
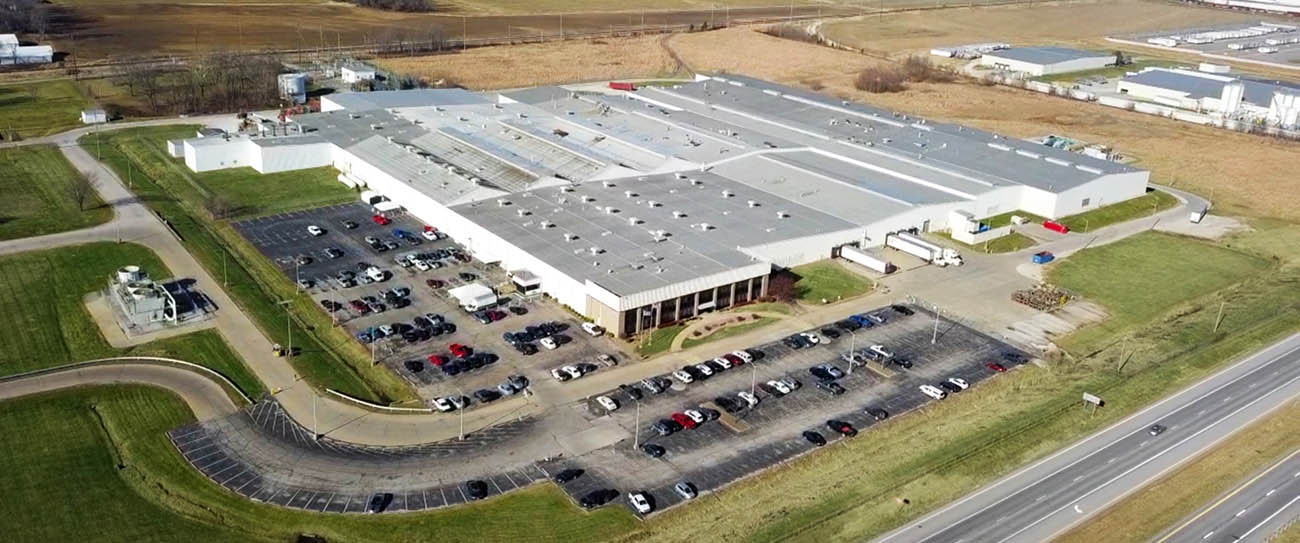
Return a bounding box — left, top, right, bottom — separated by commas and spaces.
919, 384, 947, 400
628, 492, 653, 514
802, 430, 827, 446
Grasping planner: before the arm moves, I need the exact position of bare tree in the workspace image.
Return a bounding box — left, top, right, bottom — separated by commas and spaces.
204, 195, 233, 219
67, 171, 96, 212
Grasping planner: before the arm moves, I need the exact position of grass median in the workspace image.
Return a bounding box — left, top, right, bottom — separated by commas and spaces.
1056, 400, 1300, 543
0, 145, 112, 240
86, 126, 413, 404
792, 261, 873, 304
0, 241, 263, 397
1056, 189, 1179, 233
0, 385, 638, 542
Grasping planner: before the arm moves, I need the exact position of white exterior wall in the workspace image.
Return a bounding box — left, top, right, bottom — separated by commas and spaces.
741, 227, 863, 268
342, 67, 376, 83
320, 96, 348, 112
255, 142, 333, 173
1046, 170, 1149, 217
183, 139, 258, 172
1116, 80, 1201, 110
980, 54, 1111, 76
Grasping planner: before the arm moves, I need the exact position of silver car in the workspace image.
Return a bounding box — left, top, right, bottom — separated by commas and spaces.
673, 481, 697, 500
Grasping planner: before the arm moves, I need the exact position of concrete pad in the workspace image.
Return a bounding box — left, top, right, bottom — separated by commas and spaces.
84, 291, 216, 348
1155, 214, 1248, 240
555, 418, 630, 457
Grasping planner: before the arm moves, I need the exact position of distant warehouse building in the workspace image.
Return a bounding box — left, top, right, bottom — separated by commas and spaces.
1118, 66, 1300, 128
0, 34, 53, 65
978, 46, 1113, 76
172, 76, 1149, 337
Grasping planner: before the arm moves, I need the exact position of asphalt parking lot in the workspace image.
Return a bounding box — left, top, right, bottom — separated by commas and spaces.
233, 202, 624, 400
554, 305, 1027, 516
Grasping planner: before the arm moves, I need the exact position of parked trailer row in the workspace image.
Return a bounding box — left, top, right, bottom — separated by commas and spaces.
884, 232, 963, 267
840, 245, 896, 274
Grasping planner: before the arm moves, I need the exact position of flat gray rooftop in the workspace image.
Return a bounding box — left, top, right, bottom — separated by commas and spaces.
1122, 68, 1300, 108
325, 89, 488, 111
983, 46, 1111, 65
451, 171, 857, 295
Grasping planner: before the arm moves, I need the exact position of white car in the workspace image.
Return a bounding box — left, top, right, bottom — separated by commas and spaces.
800, 332, 822, 344
869, 344, 894, 359
684, 410, 706, 424
596, 395, 619, 412
307, 225, 324, 236
919, 384, 948, 400
540, 337, 559, 350
780, 377, 801, 390
447, 395, 467, 409
581, 322, 605, 336
378, 325, 395, 337
948, 377, 969, 390
713, 357, 733, 370
694, 363, 714, 377
737, 391, 759, 407
628, 492, 653, 514
421, 229, 438, 241
432, 397, 454, 412
551, 368, 571, 382
563, 365, 583, 380
671, 370, 694, 384
413, 259, 431, 272
731, 350, 754, 363
365, 266, 386, 282
767, 380, 791, 395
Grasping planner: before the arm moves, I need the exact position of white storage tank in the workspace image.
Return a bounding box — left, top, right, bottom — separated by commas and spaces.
278, 73, 308, 104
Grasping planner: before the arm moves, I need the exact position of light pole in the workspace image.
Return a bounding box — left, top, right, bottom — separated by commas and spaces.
750, 360, 758, 397
278, 300, 293, 357
931, 305, 940, 345
456, 386, 466, 440
847, 329, 857, 375
632, 398, 641, 450
312, 393, 319, 440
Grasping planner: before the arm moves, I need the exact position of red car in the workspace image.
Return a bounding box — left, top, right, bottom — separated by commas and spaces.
427, 354, 447, 367
372, 214, 390, 225
670, 412, 697, 430
349, 299, 370, 314
488, 310, 507, 322
985, 362, 1007, 373
449, 343, 472, 358
723, 353, 744, 366
426, 278, 446, 289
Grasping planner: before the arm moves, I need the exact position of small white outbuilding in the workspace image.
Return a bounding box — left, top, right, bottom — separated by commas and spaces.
341, 63, 377, 84
81, 108, 107, 124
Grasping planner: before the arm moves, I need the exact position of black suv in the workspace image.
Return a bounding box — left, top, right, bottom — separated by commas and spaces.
553, 468, 584, 483
580, 489, 617, 509
465, 480, 488, 501
891, 304, 915, 316
642, 443, 666, 458
865, 407, 889, 421
802, 430, 827, 446
817, 381, 846, 396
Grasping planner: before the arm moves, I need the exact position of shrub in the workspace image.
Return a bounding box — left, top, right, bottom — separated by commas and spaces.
854, 67, 907, 93
900, 55, 955, 83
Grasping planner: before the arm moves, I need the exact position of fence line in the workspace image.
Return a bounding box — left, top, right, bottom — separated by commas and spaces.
0, 356, 252, 404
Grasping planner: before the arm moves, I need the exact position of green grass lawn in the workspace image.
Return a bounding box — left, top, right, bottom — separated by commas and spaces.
636, 323, 685, 357
1049, 231, 1269, 353
0, 385, 638, 543
980, 210, 1048, 229
0, 242, 263, 397
0, 79, 93, 139
87, 126, 411, 404
1056, 190, 1179, 233
937, 231, 1037, 254
193, 165, 354, 219
0, 145, 113, 240
792, 261, 873, 304
680, 316, 777, 350
1036, 58, 1177, 84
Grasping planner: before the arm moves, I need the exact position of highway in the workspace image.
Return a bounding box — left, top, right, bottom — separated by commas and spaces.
1155, 448, 1300, 543
876, 333, 1300, 543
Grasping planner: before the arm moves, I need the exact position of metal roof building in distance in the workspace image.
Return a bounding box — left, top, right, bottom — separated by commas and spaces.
978, 46, 1114, 76
1118, 66, 1300, 109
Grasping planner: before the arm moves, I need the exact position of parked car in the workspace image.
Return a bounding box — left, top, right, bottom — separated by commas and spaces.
684, 410, 706, 425
553, 468, 584, 483
540, 337, 558, 350
671, 412, 697, 430
551, 367, 571, 382
464, 480, 488, 501
581, 322, 604, 336
865, 407, 889, 421
365, 492, 392, 514
802, 430, 827, 446
431, 397, 454, 412
737, 391, 759, 408
948, 377, 969, 390
450, 343, 472, 358
799, 331, 822, 345
341, 220, 358, 229
986, 362, 1008, 373
515, 343, 538, 355
817, 380, 846, 396
891, 304, 915, 316
827, 419, 858, 437
672, 370, 695, 384
919, 384, 948, 400
307, 225, 324, 236
766, 380, 791, 395
673, 482, 697, 500
820, 327, 841, 339
628, 492, 653, 514
867, 313, 886, 324
473, 389, 501, 403
372, 214, 390, 225
596, 395, 619, 412
642, 443, 666, 458
779, 377, 802, 390
939, 381, 962, 393
579, 489, 618, 509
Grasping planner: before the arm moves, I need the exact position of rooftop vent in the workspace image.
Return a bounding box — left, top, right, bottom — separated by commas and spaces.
588, 246, 604, 255
697, 223, 713, 231
604, 206, 617, 214
721, 190, 733, 198
581, 195, 595, 203
776, 211, 789, 219
747, 200, 759, 207
496, 199, 510, 207
672, 210, 686, 218
674, 173, 687, 179
539, 221, 553, 229
602, 181, 615, 188
624, 190, 637, 198
628, 217, 642, 225
689, 178, 702, 185
560, 185, 575, 193
647, 200, 660, 208
564, 233, 578, 242
515, 209, 530, 217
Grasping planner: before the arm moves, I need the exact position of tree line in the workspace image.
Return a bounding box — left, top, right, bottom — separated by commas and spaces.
115, 52, 283, 116
346, 0, 435, 12
0, 0, 49, 37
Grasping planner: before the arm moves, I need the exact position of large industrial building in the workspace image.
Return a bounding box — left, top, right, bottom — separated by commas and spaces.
978, 46, 1114, 76
172, 75, 1149, 336
1118, 66, 1300, 128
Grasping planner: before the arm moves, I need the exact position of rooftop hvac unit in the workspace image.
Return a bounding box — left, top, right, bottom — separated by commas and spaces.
647, 200, 660, 208
628, 217, 641, 225
698, 223, 713, 231
672, 210, 686, 218
539, 221, 553, 229
516, 209, 530, 217
496, 199, 510, 206
624, 190, 635, 198
561, 185, 574, 192
564, 233, 577, 242
776, 211, 789, 218
604, 206, 617, 214
721, 190, 733, 198
689, 178, 702, 185
581, 195, 594, 202
747, 200, 759, 207
675, 173, 687, 179
588, 246, 603, 255
602, 181, 615, 188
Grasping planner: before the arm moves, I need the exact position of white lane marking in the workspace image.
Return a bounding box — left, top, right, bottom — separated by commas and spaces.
1074, 505, 1084, 514
991, 369, 1300, 543
1140, 440, 1149, 447
1036, 495, 1047, 502
1198, 409, 1208, 416
1073, 475, 1085, 483
1239, 495, 1300, 540
1267, 489, 1276, 497
1222, 396, 1233, 403
1107, 457, 1118, 464
1236, 509, 1247, 517
1202, 531, 1214, 540
885, 341, 1300, 543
